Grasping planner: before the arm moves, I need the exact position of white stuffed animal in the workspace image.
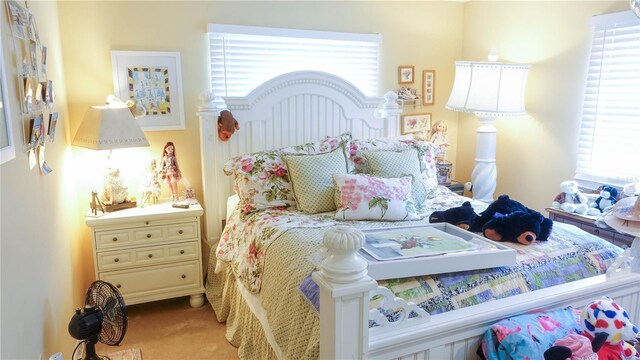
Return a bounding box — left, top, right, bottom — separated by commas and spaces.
552, 180, 600, 216
102, 168, 129, 205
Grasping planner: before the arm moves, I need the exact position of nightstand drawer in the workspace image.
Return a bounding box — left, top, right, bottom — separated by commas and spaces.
95, 220, 198, 250
97, 241, 199, 271
165, 222, 199, 241
95, 230, 132, 249
132, 227, 164, 243
99, 260, 202, 300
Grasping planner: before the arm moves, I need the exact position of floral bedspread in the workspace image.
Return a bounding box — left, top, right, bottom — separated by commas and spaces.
216, 186, 480, 293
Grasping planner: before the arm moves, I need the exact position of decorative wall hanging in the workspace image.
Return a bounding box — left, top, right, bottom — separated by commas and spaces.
398, 65, 414, 84
422, 70, 435, 105
111, 51, 185, 131
400, 113, 431, 135
4, 0, 56, 174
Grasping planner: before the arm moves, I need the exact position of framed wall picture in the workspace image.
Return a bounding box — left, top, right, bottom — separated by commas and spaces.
401, 113, 431, 134
111, 51, 185, 131
398, 65, 415, 84
422, 70, 435, 105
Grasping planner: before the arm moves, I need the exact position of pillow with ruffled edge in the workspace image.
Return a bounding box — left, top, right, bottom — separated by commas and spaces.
364, 147, 428, 206
349, 138, 439, 187
224, 150, 294, 215
333, 173, 420, 221
284, 145, 349, 214
223, 132, 352, 215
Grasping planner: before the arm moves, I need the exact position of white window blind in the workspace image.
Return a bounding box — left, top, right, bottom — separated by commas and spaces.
575, 11, 640, 187
207, 24, 381, 98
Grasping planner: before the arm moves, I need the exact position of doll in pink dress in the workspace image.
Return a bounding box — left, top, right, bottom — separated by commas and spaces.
160, 142, 182, 201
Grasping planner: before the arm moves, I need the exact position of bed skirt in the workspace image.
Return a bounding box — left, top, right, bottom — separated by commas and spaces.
206, 257, 279, 359
206, 243, 322, 359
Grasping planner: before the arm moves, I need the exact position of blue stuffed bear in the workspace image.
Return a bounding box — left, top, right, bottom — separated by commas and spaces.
593, 185, 618, 212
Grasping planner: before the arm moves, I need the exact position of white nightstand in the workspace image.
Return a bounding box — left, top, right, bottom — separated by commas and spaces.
85, 202, 205, 307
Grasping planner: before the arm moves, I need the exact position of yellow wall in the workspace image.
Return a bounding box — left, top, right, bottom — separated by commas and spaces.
0, 1, 630, 358
1, 1, 81, 359
457, 1, 629, 211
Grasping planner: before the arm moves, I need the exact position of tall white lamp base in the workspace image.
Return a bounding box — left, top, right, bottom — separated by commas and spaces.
470, 115, 497, 203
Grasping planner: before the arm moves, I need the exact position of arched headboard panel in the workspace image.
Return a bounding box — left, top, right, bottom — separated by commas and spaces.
199, 71, 401, 244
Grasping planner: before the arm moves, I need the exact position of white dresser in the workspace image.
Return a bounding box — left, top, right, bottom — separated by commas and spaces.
85, 202, 205, 307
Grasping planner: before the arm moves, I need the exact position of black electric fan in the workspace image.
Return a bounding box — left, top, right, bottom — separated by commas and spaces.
68, 280, 128, 360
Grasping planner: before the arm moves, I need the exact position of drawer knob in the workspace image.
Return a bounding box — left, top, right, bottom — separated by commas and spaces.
180, 250, 185, 254
148, 254, 153, 258
146, 221, 149, 225
178, 230, 184, 235
116, 284, 122, 288
147, 234, 151, 238
181, 274, 186, 279
112, 237, 118, 242
114, 258, 119, 263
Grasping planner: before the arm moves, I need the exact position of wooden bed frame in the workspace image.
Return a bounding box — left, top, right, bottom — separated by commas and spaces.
198, 70, 640, 359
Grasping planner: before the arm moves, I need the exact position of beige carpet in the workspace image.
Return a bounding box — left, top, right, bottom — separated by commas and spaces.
96, 297, 239, 360
103, 347, 142, 360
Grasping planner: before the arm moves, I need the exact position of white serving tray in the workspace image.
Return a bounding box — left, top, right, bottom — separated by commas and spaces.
359, 223, 517, 280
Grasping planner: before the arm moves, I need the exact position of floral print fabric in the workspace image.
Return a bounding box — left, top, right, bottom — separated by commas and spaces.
223, 133, 351, 215
216, 185, 481, 293
333, 174, 420, 221
224, 150, 295, 214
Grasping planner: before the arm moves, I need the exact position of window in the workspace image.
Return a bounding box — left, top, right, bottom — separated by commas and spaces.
575, 11, 640, 188
207, 24, 382, 99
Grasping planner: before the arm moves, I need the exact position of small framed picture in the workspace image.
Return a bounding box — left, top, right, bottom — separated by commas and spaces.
401, 113, 432, 134
422, 70, 435, 105
398, 65, 415, 84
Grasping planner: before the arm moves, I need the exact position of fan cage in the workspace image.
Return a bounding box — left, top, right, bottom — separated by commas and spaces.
85, 280, 128, 346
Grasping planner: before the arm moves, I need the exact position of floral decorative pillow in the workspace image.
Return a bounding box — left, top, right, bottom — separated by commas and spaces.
333, 174, 420, 221
349, 138, 439, 193
223, 132, 352, 214
223, 150, 295, 214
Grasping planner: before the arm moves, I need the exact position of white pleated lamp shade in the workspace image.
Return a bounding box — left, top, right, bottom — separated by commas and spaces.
445, 61, 531, 116
72, 106, 149, 150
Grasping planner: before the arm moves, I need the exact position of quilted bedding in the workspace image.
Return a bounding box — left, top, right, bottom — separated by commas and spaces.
206, 186, 624, 359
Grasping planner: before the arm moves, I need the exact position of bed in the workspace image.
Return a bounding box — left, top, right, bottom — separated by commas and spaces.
198, 71, 640, 359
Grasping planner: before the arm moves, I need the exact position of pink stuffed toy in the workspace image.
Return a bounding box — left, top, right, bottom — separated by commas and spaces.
544, 332, 601, 360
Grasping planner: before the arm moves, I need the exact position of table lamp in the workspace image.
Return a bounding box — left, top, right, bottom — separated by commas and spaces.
445, 49, 530, 203
72, 97, 149, 214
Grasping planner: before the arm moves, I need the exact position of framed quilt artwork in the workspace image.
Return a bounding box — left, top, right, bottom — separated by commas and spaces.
111, 51, 185, 131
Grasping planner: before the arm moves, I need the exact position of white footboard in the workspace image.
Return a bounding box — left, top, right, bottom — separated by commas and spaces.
314, 228, 640, 360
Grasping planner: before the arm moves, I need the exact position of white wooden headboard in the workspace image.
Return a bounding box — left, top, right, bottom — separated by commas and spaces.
198, 71, 401, 244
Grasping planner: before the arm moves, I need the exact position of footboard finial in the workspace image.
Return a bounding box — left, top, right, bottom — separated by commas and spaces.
320, 225, 369, 283
314, 226, 377, 360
